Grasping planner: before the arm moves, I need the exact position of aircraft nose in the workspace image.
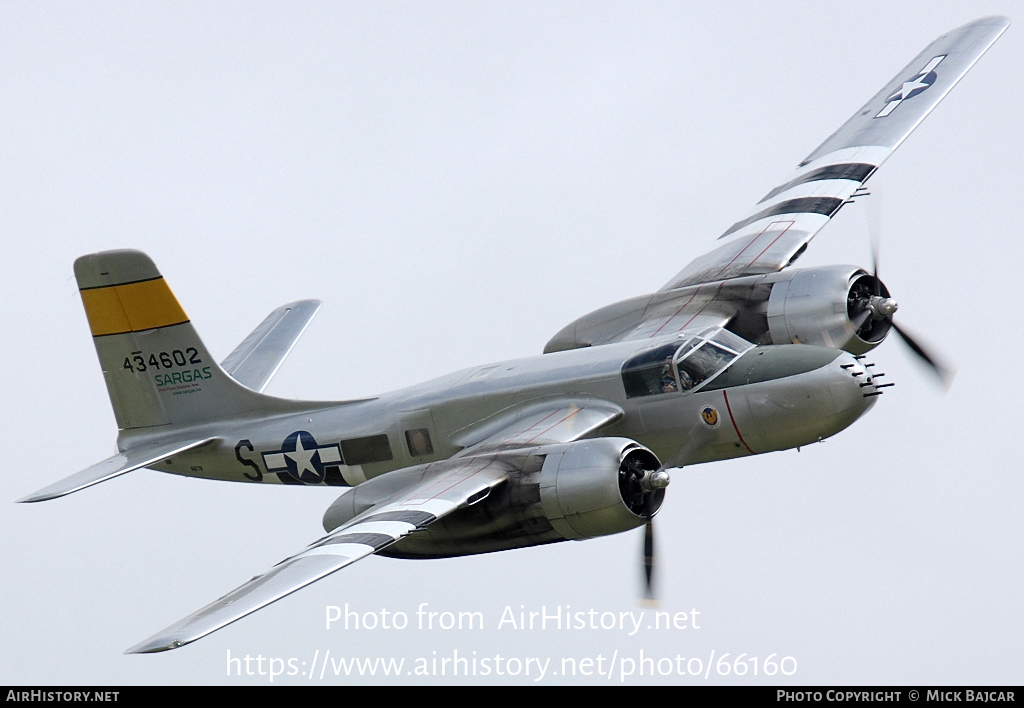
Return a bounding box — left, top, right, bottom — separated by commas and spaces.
706, 345, 882, 454
827, 352, 885, 424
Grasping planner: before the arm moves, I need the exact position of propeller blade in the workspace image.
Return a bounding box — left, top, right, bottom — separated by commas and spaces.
641, 492, 656, 604
638, 467, 668, 604
643, 515, 654, 600
860, 179, 953, 389
892, 321, 955, 388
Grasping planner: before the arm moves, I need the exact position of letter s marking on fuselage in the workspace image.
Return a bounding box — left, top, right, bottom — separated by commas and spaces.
235, 439, 264, 482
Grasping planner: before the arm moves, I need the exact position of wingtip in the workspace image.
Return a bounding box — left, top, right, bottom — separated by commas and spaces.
281, 298, 323, 312
16, 491, 58, 504
955, 16, 1011, 31
125, 637, 188, 654
981, 15, 1011, 26
17, 481, 94, 503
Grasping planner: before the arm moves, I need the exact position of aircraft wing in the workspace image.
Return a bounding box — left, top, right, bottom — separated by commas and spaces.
543, 17, 1009, 353
125, 455, 509, 653
18, 436, 218, 503
221, 299, 321, 392
451, 397, 624, 454
660, 16, 1009, 292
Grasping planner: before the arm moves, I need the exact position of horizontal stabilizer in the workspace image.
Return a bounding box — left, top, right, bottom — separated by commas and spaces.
18, 436, 218, 503
221, 300, 321, 392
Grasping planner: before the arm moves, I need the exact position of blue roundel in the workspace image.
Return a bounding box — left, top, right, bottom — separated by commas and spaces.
279, 431, 324, 484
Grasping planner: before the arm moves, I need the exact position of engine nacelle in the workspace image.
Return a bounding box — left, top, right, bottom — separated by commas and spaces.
538, 437, 664, 540
323, 437, 666, 557
766, 265, 893, 355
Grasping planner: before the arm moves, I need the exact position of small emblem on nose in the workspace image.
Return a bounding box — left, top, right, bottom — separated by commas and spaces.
700, 404, 720, 428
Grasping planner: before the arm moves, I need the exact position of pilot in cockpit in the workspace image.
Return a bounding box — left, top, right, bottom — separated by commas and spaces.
677, 367, 695, 390
659, 365, 678, 393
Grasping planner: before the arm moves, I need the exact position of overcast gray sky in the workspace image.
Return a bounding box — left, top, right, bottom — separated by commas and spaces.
2, 1, 1021, 685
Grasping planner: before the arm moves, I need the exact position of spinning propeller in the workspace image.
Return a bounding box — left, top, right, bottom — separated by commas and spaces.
848, 186, 955, 388
618, 453, 669, 602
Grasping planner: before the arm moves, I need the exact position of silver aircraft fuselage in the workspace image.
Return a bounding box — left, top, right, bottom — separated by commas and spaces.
132, 332, 877, 557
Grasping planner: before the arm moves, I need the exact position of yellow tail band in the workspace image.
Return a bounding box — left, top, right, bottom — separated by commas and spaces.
80, 277, 189, 337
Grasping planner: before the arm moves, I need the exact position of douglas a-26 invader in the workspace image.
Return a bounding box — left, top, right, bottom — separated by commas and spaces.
21, 17, 1008, 653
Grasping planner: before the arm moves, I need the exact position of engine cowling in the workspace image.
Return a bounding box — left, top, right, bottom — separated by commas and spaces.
538, 437, 665, 540
766, 265, 894, 355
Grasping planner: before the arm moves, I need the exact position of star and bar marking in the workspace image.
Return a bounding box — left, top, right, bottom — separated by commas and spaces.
876, 55, 945, 118
262, 431, 343, 484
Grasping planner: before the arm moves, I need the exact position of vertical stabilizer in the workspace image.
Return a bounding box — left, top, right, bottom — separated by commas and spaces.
75, 250, 280, 430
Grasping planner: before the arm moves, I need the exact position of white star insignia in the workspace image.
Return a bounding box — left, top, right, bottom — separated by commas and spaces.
286, 436, 318, 475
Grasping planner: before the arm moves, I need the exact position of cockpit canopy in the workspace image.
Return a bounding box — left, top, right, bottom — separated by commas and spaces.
621, 328, 753, 398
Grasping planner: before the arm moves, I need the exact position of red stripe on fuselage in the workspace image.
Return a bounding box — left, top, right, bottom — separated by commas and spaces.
722, 390, 755, 455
